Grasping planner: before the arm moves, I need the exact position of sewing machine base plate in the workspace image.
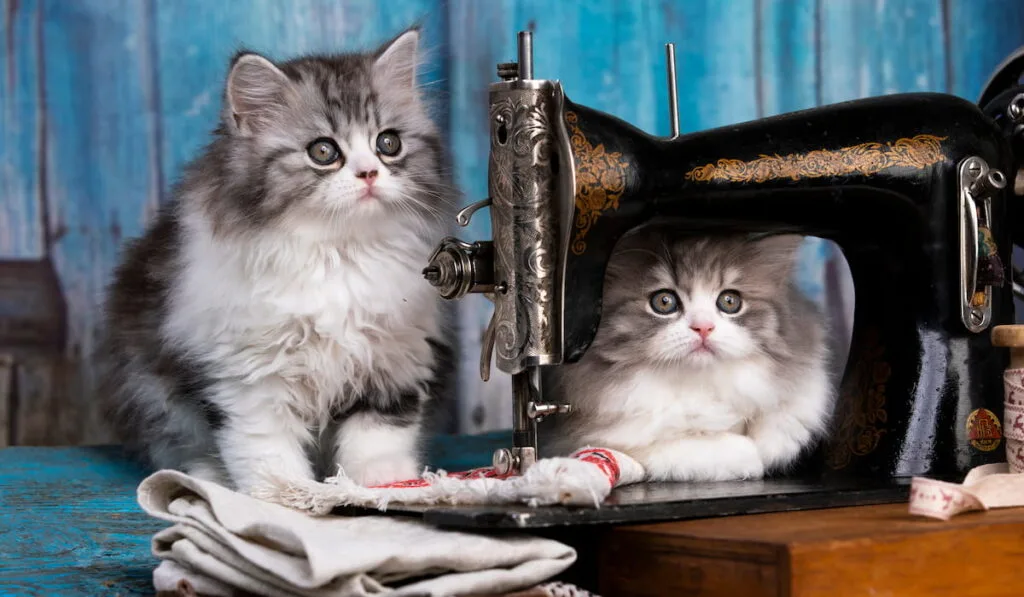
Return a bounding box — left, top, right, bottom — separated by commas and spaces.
343, 475, 921, 530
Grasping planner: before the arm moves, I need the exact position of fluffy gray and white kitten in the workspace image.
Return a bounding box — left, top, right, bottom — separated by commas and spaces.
98, 29, 455, 494
541, 226, 835, 481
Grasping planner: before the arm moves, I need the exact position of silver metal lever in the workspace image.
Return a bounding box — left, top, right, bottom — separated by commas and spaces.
527, 401, 572, 422
666, 43, 680, 139
456, 198, 492, 227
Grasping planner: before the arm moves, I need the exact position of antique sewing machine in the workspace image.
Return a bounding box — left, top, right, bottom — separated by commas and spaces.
418, 31, 1024, 529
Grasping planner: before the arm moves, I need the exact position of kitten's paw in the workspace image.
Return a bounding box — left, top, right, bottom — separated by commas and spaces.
750, 424, 812, 471
719, 456, 765, 481
641, 433, 767, 482
342, 454, 420, 487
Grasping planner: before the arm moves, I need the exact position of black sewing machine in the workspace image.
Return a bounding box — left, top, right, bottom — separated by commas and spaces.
415, 31, 1024, 530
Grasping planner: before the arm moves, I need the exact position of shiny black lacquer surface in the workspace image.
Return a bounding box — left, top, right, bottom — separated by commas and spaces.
354, 477, 917, 529
423, 478, 914, 529
558, 92, 1014, 480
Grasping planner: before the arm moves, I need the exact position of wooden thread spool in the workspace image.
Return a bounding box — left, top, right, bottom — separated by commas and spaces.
992, 324, 1024, 368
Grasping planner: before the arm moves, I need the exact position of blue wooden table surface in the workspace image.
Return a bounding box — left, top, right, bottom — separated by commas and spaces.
0, 433, 506, 596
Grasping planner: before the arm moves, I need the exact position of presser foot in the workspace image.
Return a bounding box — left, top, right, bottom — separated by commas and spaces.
492, 400, 571, 476
492, 447, 536, 476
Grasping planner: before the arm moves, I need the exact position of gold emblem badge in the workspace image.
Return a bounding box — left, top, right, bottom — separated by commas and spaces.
966, 408, 1002, 452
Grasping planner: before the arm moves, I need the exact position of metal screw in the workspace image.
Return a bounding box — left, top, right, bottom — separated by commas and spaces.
492, 449, 515, 475
970, 168, 1007, 197
497, 62, 519, 80
970, 310, 983, 324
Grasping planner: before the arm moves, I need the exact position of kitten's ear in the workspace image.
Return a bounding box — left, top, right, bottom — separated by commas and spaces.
373, 27, 420, 89
224, 51, 291, 136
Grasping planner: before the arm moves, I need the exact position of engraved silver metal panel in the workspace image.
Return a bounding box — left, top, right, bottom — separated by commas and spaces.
487, 81, 568, 375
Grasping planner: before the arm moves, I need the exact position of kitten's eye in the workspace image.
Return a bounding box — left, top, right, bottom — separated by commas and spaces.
376, 130, 402, 157
716, 290, 743, 314
307, 138, 342, 166
649, 290, 680, 315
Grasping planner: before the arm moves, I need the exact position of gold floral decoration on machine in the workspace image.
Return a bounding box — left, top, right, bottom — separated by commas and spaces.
826, 326, 891, 470
565, 111, 630, 255
684, 135, 948, 183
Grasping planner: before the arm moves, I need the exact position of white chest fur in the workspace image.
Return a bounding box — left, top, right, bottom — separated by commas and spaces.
163, 213, 439, 418
580, 359, 781, 451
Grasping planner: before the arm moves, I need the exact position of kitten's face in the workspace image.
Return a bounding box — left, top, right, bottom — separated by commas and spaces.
596, 231, 803, 370
214, 29, 446, 238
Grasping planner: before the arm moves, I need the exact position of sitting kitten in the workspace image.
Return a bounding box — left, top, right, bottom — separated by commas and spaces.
98, 28, 454, 494
541, 227, 834, 481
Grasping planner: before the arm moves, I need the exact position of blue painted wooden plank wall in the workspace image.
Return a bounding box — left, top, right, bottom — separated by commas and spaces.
0, 0, 43, 258
3, 0, 1024, 442
41, 0, 162, 383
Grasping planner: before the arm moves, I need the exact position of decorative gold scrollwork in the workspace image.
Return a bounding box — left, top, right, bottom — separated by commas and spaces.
566, 111, 631, 255
826, 326, 891, 470
684, 135, 948, 184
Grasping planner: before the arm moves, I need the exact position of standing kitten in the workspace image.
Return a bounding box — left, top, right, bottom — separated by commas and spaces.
98, 28, 455, 494
541, 227, 834, 481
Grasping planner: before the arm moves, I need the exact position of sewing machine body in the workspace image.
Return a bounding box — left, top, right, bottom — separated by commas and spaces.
551, 91, 1013, 480
420, 32, 1024, 528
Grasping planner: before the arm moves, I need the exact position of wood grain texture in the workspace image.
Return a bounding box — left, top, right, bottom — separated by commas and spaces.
11, 357, 82, 445
600, 530, 779, 597
0, 446, 168, 595
819, 0, 948, 103
598, 502, 1024, 597
0, 433, 505, 595
0, 0, 44, 259
948, 0, 1024, 101
0, 354, 11, 446
35, 0, 165, 444
759, 0, 817, 116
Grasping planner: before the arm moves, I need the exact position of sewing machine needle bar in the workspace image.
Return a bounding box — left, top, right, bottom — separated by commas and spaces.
518, 31, 534, 80
512, 367, 540, 471
666, 43, 680, 138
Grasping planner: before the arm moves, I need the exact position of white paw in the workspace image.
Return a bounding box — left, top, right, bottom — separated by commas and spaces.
718, 456, 765, 481
750, 426, 810, 471
642, 434, 766, 482
343, 454, 420, 487
712, 436, 766, 480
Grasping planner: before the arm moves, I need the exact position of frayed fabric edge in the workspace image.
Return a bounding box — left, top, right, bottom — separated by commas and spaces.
254, 447, 645, 515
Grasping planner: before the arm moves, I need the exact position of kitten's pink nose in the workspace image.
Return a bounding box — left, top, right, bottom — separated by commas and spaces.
691, 323, 715, 339
356, 169, 378, 184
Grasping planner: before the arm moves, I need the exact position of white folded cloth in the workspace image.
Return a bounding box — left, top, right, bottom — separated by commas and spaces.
137, 470, 578, 596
